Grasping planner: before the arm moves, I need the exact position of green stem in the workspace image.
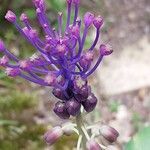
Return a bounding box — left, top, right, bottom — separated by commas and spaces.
76, 112, 87, 150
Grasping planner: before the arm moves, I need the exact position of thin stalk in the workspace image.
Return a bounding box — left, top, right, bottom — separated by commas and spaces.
76, 112, 87, 150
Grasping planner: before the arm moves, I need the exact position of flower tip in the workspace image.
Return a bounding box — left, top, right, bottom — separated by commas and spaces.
86, 139, 102, 150
0, 55, 9, 66
5, 68, 20, 77
100, 125, 119, 143
19, 60, 31, 70
93, 16, 104, 29
100, 44, 113, 56
20, 13, 28, 21
0, 40, 5, 52
84, 12, 95, 27
44, 73, 57, 86
5, 10, 16, 23
44, 126, 63, 145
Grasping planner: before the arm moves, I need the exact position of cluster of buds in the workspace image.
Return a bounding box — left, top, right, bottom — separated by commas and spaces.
0, 0, 112, 119
43, 122, 119, 149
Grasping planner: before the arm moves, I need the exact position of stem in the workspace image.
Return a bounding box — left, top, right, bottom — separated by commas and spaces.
76, 112, 87, 150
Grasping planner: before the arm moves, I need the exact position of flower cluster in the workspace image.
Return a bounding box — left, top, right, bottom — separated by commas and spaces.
0, 0, 113, 119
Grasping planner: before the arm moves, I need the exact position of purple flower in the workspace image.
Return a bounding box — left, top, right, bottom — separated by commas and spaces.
0, 0, 112, 118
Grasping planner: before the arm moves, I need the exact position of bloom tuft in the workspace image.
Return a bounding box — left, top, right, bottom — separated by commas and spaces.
5, 10, 16, 23
5, 68, 20, 77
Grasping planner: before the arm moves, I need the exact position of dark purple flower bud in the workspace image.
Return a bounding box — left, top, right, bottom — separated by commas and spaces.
44, 126, 63, 145
19, 60, 32, 70
5, 68, 20, 77
86, 139, 102, 150
93, 16, 103, 29
0, 40, 5, 52
52, 88, 67, 100
82, 93, 97, 112
44, 73, 57, 86
5, 10, 16, 23
0, 55, 9, 66
100, 44, 113, 56
66, 98, 81, 116
20, 13, 28, 21
100, 125, 119, 143
84, 12, 95, 27
53, 101, 70, 119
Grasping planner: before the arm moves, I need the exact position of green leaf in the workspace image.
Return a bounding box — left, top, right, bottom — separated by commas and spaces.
124, 126, 150, 150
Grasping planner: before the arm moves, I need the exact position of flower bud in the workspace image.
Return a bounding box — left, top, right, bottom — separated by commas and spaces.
53, 101, 70, 119
20, 13, 28, 21
0, 40, 5, 52
84, 51, 94, 61
100, 125, 119, 143
52, 88, 68, 100
82, 93, 97, 112
66, 98, 81, 116
93, 16, 103, 29
74, 85, 90, 102
5, 68, 20, 77
86, 139, 102, 150
22, 27, 30, 35
0, 55, 9, 66
19, 60, 32, 70
84, 12, 95, 27
44, 126, 63, 145
44, 73, 57, 86
100, 44, 113, 56
5, 10, 16, 23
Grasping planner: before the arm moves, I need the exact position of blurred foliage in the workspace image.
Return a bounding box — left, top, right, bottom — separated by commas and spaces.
124, 126, 150, 150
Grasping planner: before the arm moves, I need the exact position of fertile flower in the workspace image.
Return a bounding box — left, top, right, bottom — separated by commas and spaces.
0, 0, 112, 119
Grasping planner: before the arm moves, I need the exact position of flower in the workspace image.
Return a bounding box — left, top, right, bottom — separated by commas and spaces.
0, 0, 112, 119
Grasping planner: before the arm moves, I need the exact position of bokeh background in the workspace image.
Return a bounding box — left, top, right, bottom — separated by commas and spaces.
0, 0, 150, 149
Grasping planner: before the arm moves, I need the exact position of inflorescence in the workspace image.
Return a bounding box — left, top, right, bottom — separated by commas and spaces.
0, 0, 113, 119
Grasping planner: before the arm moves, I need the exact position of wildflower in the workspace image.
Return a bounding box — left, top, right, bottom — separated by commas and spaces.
0, 0, 112, 119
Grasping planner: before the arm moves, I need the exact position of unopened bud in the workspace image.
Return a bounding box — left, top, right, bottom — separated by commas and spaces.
44, 73, 57, 86
100, 125, 119, 143
100, 44, 113, 56
5, 10, 16, 23
66, 98, 81, 116
0, 55, 9, 66
84, 12, 95, 27
93, 16, 103, 29
86, 139, 102, 150
44, 126, 63, 145
20, 13, 28, 21
5, 68, 20, 77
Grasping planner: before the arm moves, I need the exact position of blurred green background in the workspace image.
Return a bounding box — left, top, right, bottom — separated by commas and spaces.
0, 0, 150, 150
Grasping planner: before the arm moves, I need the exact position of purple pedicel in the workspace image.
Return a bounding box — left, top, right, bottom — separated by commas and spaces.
0, 0, 113, 118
